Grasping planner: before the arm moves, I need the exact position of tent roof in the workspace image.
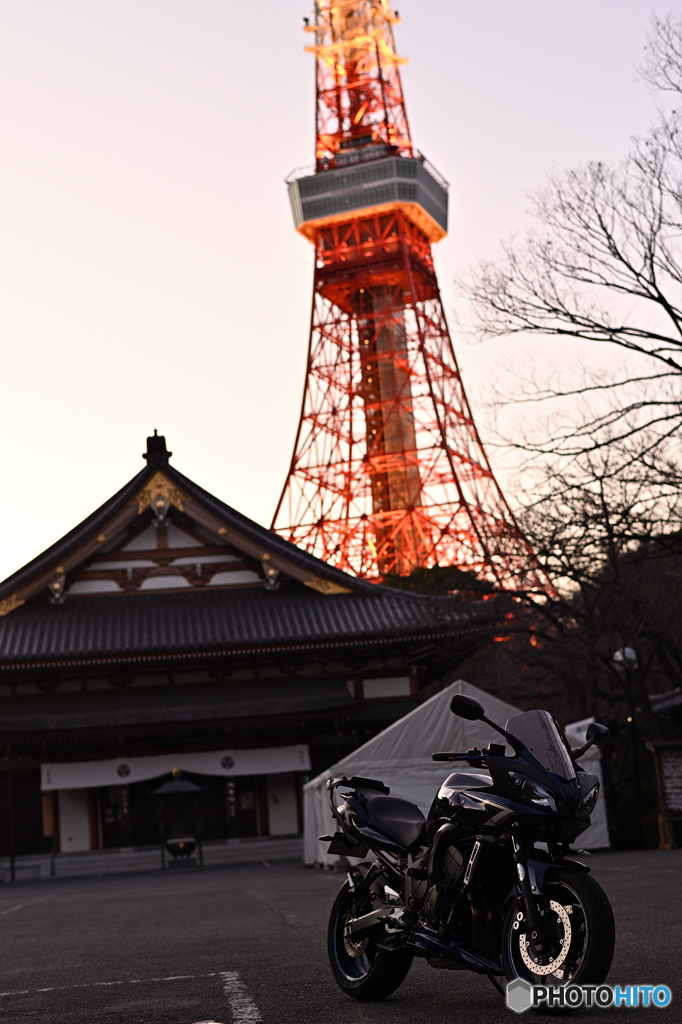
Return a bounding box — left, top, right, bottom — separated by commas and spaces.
306, 679, 521, 783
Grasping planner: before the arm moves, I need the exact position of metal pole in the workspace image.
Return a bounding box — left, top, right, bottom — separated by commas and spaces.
334, 718, 341, 761
626, 668, 644, 816
6, 741, 15, 883
614, 648, 644, 827
194, 795, 203, 869
159, 798, 165, 871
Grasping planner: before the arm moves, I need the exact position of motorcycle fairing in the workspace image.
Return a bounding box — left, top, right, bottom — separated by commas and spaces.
439, 772, 493, 792
427, 781, 547, 843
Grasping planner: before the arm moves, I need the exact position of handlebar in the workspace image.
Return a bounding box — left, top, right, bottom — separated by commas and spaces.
431, 749, 482, 762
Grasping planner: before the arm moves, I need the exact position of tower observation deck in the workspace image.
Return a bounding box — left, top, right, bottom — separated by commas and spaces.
272, 1, 545, 590
288, 151, 448, 244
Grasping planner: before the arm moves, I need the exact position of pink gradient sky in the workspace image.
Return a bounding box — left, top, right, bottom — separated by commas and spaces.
0, 0, 658, 579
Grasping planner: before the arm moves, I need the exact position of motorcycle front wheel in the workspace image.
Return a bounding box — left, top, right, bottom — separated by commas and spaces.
327, 880, 413, 1001
502, 867, 615, 989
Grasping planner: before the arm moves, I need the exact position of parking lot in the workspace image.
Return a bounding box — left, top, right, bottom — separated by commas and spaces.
0, 848, 678, 1023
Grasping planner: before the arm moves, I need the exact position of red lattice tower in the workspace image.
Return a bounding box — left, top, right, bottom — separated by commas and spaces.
273, 1, 544, 589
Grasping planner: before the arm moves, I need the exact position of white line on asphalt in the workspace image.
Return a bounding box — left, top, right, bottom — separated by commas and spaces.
219, 971, 262, 1023
0, 972, 207, 998
0, 895, 56, 916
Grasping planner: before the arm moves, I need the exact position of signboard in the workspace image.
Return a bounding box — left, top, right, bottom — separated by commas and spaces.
647, 741, 682, 849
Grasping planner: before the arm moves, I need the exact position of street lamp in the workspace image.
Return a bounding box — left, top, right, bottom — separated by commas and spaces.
613, 646, 638, 673
613, 646, 643, 816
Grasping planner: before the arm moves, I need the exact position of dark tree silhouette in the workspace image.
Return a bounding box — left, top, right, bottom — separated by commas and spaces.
463, 13, 682, 460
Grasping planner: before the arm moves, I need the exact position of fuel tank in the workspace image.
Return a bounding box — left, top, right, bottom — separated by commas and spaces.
426, 771, 519, 839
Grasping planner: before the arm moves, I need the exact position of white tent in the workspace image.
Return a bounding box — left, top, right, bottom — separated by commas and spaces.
563, 717, 610, 849
304, 681, 611, 866
303, 680, 521, 866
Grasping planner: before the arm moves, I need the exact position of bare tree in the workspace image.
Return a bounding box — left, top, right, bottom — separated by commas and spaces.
463, 13, 682, 459
640, 12, 682, 93
507, 440, 682, 845
454, 22, 682, 845
438, 428, 682, 715
458, 12, 682, 717
516, 438, 682, 718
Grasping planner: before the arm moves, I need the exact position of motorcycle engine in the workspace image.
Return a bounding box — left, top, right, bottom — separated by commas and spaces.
422, 845, 465, 923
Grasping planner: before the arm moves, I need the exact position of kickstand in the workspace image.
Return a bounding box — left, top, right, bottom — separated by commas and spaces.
487, 975, 505, 999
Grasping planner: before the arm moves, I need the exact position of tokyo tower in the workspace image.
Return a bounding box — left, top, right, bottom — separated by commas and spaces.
272, 1, 543, 589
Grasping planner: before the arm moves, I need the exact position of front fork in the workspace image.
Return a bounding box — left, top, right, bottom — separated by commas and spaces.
511, 836, 546, 944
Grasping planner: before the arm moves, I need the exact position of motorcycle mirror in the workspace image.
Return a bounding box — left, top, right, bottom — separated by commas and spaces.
586, 722, 610, 745
450, 695, 485, 721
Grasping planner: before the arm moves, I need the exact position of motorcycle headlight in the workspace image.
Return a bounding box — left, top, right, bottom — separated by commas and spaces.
508, 771, 558, 813
577, 782, 599, 816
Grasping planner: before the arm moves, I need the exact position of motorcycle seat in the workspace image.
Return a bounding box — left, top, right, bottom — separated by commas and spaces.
442, 772, 492, 790
365, 795, 426, 849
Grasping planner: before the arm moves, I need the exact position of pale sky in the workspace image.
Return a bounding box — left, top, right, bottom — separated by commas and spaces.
0, 0, 659, 581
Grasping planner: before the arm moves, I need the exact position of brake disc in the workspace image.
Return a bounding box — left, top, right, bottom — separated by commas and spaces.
343, 919, 369, 958
518, 900, 572, 976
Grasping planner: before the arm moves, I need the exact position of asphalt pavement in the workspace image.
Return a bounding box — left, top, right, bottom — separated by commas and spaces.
0, 848, 678, 1023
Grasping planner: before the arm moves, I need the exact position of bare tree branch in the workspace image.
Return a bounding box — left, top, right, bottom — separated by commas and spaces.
461, 14, 682, 462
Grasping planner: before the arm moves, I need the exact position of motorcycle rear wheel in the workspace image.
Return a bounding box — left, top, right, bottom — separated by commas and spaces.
502, 867, 615, 989
327, 880, 413, 1001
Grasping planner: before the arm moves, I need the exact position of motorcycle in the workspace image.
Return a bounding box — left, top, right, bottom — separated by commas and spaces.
321, 694, 615, 1002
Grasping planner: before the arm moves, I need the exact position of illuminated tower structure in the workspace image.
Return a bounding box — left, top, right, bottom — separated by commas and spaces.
273, 1, 542, 589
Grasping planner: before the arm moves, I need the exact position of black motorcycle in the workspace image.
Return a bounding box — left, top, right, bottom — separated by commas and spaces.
321, 695, 615, 1001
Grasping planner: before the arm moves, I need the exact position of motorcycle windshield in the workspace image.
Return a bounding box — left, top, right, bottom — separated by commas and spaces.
505, 710, 576, 781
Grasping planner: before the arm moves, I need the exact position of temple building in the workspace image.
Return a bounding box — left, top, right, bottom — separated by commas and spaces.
0, 434, 498, 868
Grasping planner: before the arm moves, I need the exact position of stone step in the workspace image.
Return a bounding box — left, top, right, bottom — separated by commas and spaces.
0, 835, 303, 882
